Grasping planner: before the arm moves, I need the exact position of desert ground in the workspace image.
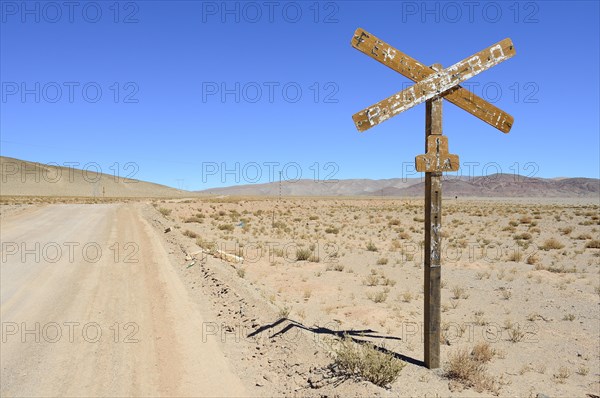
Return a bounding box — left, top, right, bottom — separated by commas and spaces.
1, 194, 598, 397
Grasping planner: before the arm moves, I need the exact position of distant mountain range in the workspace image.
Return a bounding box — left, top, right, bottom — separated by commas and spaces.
1, 156, 598, 198
197, 175, 600, 198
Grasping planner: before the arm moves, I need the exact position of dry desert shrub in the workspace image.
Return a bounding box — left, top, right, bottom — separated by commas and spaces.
519, 216, 532, 224
184, 213, 204, 223
330, 336, 405, 387
363, 273, 379, 287
182, 229, 198, 239
218, 223, 234, 232
327, 263, 345, 272
444, 347, 498, 394
540, 238, 565, 250
277, 306, 291, 319
562, 313, 576, 321
513, 232, 532, 241
367, 289, 389, 303
475, 270, 491, 280
585, 239, 600, 249
471, 342, 495, 363
295, 248, 312, 261
507, 251, 522, 262
451, 286, 469, 300
158, 207, 171, 216
553, 366, 571, 384
366, 241, 378, 252
559, 226, 573, 235
526, 254, 538, 265
380, 275, 396, 286
507, 324, 525, 342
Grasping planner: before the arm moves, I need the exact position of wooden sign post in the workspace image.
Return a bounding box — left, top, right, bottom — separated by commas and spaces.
350, 29, 515, 369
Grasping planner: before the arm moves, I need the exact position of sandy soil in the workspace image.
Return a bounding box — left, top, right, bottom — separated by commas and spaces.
0, 204, 246, 397
151, 196, 600, 397
1, 196, 598, 397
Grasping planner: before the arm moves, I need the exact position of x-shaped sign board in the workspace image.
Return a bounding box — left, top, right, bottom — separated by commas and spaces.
351, 29, 516, 133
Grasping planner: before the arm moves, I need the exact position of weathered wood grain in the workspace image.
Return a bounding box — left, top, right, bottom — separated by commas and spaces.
351, 29, 515, 133
416, 135, 459, 173
423, 66, 443, 368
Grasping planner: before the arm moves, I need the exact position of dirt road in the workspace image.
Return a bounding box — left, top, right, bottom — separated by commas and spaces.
1, 204, 247, 397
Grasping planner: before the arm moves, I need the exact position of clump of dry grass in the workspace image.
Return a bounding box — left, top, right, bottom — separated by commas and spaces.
471, 342, 495, 363
295, 247, 319, 262
366, 241, 378, 252
277, 305, 291, 318
367, 289, 389, 303
508, 251, 522, 262
328, 263, 345, 272
540, 238, 564, 250
519, 216, 532, 224
553, 366, 571, 383
363, 273, 379, 287
526, 254, 538, 265
182, 229, 198, 238
559, 226, 573, 235
562, 313, 576, 321
158, 207, 171, 216
513, 232, 532, 241
184, 213, 204, 223
218, 223, 234, 232
451, 286, 469, 300
585, 240, 600, 249
444, 347, 498, 394
507, 324, 525, 342
330, 336, 405, 387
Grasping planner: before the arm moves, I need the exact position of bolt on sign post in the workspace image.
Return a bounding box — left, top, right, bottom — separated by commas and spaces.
350, 28, 515, 369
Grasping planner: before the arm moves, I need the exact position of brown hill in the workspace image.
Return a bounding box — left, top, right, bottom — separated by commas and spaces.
0, 157, 185, 198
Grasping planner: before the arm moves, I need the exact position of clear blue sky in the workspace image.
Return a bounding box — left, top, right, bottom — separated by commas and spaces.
1, 0, 598, 190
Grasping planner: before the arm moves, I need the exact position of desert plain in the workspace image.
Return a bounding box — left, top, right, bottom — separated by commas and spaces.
1, 187, 599, 397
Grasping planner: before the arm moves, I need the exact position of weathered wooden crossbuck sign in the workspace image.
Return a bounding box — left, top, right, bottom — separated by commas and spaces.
350, 28, 515, 369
